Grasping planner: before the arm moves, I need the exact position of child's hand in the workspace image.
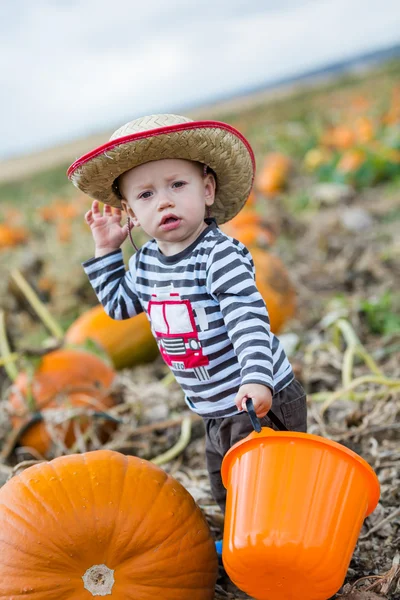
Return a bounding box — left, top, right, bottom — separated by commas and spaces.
234, 383, 273, 418
85, 200, 132, 256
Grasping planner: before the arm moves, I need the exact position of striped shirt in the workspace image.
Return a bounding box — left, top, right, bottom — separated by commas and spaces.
83, 219, 294, 418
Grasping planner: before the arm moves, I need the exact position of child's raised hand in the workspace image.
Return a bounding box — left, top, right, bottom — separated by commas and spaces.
85, 200, 132, 256
234, 383, 273, 418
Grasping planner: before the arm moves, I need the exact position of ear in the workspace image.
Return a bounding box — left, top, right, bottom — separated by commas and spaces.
204, 173, 216, 208
121, 200, 140, 227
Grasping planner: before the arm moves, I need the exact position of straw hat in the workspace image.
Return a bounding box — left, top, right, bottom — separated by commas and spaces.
67, 114, 255, 224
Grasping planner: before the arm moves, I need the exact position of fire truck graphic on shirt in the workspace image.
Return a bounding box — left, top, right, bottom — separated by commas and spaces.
148, 284, 210, 381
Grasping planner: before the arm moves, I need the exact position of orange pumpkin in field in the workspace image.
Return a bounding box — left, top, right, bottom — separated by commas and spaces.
0, 450, 218, 599
336, 149, 366, 173
0, 224, 28, 249
382, 85, 400, 125
303, 147, 333, 171
56, 220, 72, 243
245, 190, 257, 206
65, 306, 159, 370
251, 248, 297, 334
221, 210, 276, 247
321, 125, 355, 150
2, 207, 24, 223
354, 116, 374, 143
256, 153, 291, 196
8, 349, 116, 457
38, 200, 81, 223
350, 94, 370, 112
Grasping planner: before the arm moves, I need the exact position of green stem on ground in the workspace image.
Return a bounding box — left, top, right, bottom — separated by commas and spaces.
10, 269, 64, 340
330, 318, 385, 402
0, 310, 18, 381
333, 318, 361, 347
0, 310, 36, 411
151, 417, 192, 466
160, 371, 175, 387
334, 319, 383, 375
309, 389, 393, 403
342, 345, 356, 400
315, 375, 400, 415
342, 345, 384, 396
0, 353, 20, 368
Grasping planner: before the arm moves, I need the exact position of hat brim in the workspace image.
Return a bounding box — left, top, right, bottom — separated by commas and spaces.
67, 121, 255, 224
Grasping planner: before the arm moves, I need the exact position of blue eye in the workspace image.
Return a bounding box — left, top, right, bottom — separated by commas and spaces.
172, 181, 185, 188
139, 191, 152, 199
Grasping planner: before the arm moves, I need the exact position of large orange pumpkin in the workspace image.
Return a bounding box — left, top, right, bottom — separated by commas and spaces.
8, 349, 116, 457
0, 450, 218, 599
65, 306, 159, 370
252, 248, 297, 334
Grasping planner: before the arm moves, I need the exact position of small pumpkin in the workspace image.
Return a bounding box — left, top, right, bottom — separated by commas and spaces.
350, 94, 370, 112
354, 116, 374, 143
8, 349, 116, 457
65, 305, 159, 370
52, 200, 81, 220
56, 220, 72, 243
303, 148, 332, 172
256, 153, 291, 196
38, 200, 81, 223
336, 149, 366, 173
252, 248, 297, 334
0, 224, 28, 249
382, 85, 400, 125
2, 207, 24, 223
38, 205, 57, 222
0, 450, 218, 599
321, 125, 355, 150
245, 190, 257, 206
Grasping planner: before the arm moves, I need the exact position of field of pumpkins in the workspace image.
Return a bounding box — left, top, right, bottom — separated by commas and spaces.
0, 60, 399, 599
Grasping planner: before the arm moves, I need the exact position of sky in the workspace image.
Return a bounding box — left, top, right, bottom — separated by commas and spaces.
1, 0, 400, 159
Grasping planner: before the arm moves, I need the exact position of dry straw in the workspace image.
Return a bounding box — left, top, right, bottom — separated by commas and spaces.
67, 114, 255, 224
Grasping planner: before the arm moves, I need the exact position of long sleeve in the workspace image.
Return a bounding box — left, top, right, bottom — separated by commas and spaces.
82, 249, 143, 319
206, 239, 274, 392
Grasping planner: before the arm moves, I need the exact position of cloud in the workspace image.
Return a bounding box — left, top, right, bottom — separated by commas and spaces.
1, 0, 399, 158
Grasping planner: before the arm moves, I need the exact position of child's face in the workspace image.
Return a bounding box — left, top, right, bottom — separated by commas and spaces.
119, 159, 216, 256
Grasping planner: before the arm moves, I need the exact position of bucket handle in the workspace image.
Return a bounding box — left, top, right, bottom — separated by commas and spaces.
245, 398, 288, 433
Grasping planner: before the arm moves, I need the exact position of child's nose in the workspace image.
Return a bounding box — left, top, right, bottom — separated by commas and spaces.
158, 193, 174, 209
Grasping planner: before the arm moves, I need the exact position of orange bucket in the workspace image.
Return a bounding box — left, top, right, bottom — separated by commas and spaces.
221, 417, 380, 600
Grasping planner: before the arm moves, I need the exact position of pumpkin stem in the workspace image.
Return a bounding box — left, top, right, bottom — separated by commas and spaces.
10, 269, 64, 341
0, 352, 19, 369
151, 416, 192, 466
82, 564, 115, 596
0, 310, 19, 381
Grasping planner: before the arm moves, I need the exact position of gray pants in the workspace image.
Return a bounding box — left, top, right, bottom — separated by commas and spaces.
203, 378, 307, 513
